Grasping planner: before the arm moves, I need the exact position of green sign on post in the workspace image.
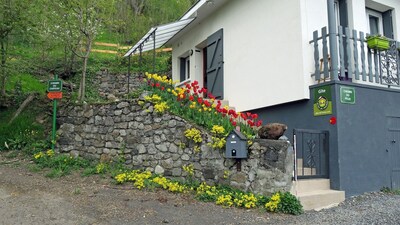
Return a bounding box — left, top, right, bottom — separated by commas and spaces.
340, 86, 355, 104
313, 85, 333, 116
48, 80, 63, 92
48, 75, 62, 151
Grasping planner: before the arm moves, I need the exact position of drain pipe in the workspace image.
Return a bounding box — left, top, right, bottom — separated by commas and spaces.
327, 0, 339, 80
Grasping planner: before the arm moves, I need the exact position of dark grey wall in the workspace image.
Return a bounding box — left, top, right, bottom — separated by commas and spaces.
334, 82, 400, 196
253, 80, 400, 197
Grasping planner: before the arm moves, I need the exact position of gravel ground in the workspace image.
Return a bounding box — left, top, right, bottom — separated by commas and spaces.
1, 152, 400, 225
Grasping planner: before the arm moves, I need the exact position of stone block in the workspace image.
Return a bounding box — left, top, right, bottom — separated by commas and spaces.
155, 165, 165, 175
172, 168, 182, 176
117, 102, 129, 109
137, 144, 146, 154
156, 144, 168, 152
202, 169, 215, 179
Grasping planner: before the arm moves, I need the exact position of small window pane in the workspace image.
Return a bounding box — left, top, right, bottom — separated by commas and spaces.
369, 15, 379, 35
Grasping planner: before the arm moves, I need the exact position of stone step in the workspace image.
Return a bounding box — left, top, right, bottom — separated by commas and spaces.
291, 178, 330, 193
297, 189, 345, 211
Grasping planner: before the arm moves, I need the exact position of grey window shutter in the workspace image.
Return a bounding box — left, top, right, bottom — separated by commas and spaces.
383, 10, 394, 39
338, 0, 348, 27
180, 58, 186, 81
206, 29, 224, 99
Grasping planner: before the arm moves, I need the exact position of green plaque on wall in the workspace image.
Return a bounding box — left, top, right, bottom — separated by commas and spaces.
340, 86, 355, 104
313, 85, 332, 116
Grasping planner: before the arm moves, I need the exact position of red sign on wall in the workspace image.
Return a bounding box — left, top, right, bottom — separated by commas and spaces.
47, 91, 63, 99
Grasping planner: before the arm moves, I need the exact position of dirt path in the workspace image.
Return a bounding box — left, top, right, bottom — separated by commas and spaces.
0, 153, 292, 225
2, 152, 400, 225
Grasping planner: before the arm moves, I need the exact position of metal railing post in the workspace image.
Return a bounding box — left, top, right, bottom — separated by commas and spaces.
128, 54, 131, 94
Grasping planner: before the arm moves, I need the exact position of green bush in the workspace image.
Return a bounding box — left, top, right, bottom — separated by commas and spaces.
277, 192, 303, 215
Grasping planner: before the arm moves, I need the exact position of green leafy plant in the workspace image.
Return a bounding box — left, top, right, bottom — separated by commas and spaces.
277, 192, 303, 215
33, 150, 94, 178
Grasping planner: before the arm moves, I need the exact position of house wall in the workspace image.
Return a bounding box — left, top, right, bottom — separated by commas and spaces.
172, 0, 310, 112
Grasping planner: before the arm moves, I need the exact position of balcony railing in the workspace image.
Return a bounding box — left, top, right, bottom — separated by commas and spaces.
310, 26, 400, 87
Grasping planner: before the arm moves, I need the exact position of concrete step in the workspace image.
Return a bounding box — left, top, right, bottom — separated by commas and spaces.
291, 178, 330, 193
297, 189, 345, 211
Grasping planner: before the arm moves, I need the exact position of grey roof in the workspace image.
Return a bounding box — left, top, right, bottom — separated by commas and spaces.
123, 18, 195, 57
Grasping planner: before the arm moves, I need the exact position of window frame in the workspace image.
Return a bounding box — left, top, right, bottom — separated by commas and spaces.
366, 8, 384, 35
179, 51, 191, 82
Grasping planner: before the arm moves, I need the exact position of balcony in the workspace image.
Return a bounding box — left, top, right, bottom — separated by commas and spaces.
310, 26, 400, 87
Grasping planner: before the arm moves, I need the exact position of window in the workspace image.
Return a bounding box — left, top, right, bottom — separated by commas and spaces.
334, 0, 348, 28
366, 9, 383, 35
179, 55, 190, 82
366, 8, 393, 38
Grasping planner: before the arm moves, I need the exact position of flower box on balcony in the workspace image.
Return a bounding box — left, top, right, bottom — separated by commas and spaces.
366, 35, 390, 51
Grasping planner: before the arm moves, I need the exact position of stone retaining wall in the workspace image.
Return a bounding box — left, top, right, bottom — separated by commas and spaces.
57, 100, 293, 195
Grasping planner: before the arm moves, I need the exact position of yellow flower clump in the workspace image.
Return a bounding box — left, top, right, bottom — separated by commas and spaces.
182, 164, 194, 176
46, 149, 55, 157
96, 163, 106, 174
184, 128, 203, 143
265, 192, 281, 212
144, 94, 162, 103
209, 137, 226, 149
233, 193, 258, 209
216, 194, 233, 207
152, 176, 187, 193
146, 72, 174, 85
34, 152, 45, 159
211, 125, 225, 136
154, 101, 169, 113
114, 170, 152, 189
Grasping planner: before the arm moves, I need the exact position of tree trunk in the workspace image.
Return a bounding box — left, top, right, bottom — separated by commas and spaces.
78, 39, 92, 101
8, 94, 35, 125
0, 39, 7, 97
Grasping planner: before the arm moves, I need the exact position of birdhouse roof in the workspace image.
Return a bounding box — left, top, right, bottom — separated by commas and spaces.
228, 129, 247, 140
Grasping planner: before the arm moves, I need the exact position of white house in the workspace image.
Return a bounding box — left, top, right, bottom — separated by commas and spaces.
163, 0, 400, 112
126, 0, 400, 209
